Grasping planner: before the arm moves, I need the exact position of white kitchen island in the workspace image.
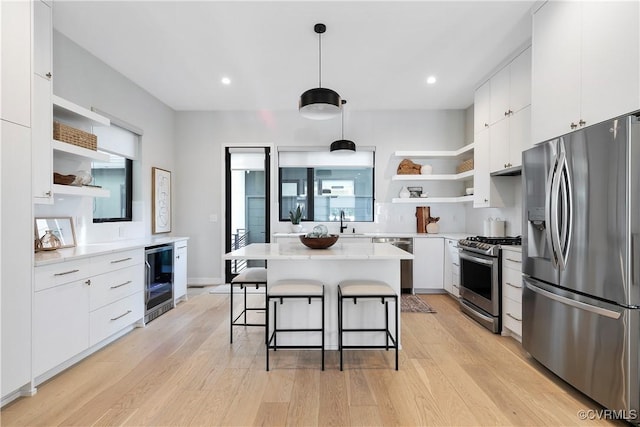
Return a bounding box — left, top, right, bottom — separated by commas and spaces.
224, 242, 413, 350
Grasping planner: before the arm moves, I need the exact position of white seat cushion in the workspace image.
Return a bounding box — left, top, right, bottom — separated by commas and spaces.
232, 267, 267, 283
269, 279, 324, 297
339, 280, 396, 297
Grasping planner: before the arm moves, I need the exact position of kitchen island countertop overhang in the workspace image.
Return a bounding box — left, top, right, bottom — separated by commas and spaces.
224, 242, 413, 351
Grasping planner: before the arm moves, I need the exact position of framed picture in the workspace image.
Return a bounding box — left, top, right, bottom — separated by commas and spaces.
34, 217, 77, 248
152, 167, 171, 234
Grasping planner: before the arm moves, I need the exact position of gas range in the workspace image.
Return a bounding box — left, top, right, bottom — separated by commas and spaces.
458, 235, 521, 256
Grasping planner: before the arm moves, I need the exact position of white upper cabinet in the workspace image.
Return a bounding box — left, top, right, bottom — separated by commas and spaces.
580, 1, 639, 127
489, 66, 510, 125
474, 81, 491, 134
532, 1, 639, 144
490, 47, 531, 126
0, 0, 31, 126
33, 1, 52, 80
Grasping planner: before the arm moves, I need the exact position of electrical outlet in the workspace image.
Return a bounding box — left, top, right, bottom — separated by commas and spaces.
209, 214, 218, 223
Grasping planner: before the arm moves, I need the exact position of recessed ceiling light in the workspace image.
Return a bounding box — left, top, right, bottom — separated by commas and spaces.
221, 77, 231, 85
426, 76, 437, 85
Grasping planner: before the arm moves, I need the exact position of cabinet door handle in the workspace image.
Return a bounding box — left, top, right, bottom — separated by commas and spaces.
110, 310, 132, 321
484, 123, 489, 128
110, 280, 132, 289
85, 279, 91, 286
505, 258, 522, 263
506, 312, 522, 322
176, 255, 180, 259
505, 281, 522, 289
45, 72, 52, 79
452, 263, 459, 267
111, 257, 132, 264
570, 122, 578, 130
452, 284, 459, 289
578, 119, 586, 127
45, 190, 52, 197
177, 246, 187, 249
54, 269, 79, 276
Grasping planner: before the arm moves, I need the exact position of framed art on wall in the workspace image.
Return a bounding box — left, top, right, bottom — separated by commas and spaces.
152, 167, 171, 234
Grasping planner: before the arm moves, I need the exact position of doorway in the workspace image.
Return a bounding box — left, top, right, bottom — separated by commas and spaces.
224, 147, 270, 283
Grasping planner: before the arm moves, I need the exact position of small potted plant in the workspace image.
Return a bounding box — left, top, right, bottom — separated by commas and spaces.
289, 205, 303, 232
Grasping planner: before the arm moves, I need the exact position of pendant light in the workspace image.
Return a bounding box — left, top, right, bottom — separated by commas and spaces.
330, 100, 356, 152
299, 23, 342, 120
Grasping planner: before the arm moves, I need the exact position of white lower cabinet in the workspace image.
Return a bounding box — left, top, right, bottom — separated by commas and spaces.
443, 238, 460, 297
33, 248, 144, 380
501, 248, 523, 341
174, 240, 188, 304
34, 279, 90, 377
413, 238, 444, 291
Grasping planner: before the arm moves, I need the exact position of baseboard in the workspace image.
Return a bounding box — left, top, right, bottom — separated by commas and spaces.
187, 277, 222, 286
414, 288, 447, 295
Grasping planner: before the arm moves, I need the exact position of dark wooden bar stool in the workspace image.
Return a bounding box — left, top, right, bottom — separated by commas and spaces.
230, 267, 267, 344
337, 279, 399, 370
266, 279, 325, 371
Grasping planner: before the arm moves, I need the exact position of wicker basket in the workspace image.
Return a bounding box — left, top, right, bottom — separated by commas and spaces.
53, 121, 97, 151
456, 158, 474, 173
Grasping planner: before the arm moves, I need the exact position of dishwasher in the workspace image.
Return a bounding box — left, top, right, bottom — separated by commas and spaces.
371, 237, 413, 294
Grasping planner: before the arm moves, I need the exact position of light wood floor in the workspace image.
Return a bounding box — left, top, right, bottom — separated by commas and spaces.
1, 289, 623, 426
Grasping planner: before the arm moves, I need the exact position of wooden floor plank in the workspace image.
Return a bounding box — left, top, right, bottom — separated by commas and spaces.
0, 290, 622, 427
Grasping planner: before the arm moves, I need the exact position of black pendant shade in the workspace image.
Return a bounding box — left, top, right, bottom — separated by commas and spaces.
330, 139, 356, 152
299, 88, 342, 119
330, 99, 356, 152
299, 23, 342, 120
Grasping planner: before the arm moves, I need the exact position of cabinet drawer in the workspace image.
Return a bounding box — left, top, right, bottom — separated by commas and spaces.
90, 291, 143, 346
502, 250, 522, 271
503, 296, 522, 336
502, 268, 523, 303
91, 249, 144, 276
90, 265, 144, 311
35, 258, 92, 291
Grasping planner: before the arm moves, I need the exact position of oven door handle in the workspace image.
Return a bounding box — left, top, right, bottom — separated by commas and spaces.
459, 251, 495, 266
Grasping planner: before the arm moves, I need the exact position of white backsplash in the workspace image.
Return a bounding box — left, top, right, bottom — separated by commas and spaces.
465, 178, 523, 237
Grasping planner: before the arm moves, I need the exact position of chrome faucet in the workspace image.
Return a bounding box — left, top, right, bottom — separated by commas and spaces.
340, 210, 348, 233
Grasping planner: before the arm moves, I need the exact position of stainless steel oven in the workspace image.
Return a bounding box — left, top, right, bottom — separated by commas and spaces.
459, 249, 501, 332
458, 236, 521, 333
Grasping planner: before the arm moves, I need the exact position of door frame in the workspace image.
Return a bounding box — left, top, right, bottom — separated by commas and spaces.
221, 144, 273, 284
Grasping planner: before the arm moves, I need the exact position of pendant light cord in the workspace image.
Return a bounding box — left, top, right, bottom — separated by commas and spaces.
318, 32, 322, 88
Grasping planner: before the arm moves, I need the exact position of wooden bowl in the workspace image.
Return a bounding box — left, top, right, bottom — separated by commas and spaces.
299, 234, 339, 249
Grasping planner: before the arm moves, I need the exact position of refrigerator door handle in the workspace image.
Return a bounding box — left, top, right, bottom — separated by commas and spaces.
545, 151, 559, 268
550, 152, 565, 269
557, 154, 573, 270
525, 280, 621, 319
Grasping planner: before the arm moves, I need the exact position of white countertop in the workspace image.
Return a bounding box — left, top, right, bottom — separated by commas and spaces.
34, 236, 189, 266
224, 242, 414, 260
273, 232, 469, 240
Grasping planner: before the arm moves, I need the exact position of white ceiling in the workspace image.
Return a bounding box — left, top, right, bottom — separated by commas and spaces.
53, 1, 536, 112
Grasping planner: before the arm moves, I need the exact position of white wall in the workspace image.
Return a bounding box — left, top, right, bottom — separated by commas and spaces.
175, 109, 469, 284
35, 32, 176, 244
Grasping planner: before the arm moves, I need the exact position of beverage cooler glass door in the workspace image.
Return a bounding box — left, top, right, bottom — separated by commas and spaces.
145, 245, 174, 315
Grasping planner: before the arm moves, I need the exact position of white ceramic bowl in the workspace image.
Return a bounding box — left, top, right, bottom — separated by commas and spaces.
465, 187, 474, 195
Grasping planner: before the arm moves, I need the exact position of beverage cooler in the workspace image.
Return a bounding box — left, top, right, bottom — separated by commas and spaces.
145, 244, 174, 322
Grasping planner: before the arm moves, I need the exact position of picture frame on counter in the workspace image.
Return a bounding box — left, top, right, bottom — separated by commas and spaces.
34, 217, 77, 248
152, 167, 172, 234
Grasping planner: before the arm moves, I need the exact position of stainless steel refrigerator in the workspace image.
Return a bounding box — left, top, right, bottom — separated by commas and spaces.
522, 113, 640, 419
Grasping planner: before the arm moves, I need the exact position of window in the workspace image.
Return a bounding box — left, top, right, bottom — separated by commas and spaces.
278, 149, 375, 222
92, 154, 132, 222
90, 114, 141, 223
